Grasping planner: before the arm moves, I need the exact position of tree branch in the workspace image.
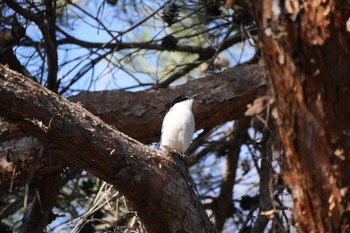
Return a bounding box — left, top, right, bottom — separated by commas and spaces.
70, 64, 266, 143
4, 0, 58, 92
0, 63, 266, 193
213, 117, 251, 232
251, 130, 274, 232
0, 65, 215, 232
20, 175, 60, 233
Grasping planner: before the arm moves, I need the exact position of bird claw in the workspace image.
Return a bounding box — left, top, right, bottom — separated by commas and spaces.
160, 145, 187, 157
161, 145, 180, 153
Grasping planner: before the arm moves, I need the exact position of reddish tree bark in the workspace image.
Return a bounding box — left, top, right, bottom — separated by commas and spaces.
235, 0, 350, 231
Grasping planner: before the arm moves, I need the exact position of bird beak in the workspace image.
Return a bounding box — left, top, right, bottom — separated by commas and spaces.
189, 93, 198, 99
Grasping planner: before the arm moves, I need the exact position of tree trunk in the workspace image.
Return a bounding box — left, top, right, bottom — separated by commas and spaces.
239, 0, 350, 231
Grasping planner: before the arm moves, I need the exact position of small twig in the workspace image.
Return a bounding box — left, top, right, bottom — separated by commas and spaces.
238, 204, 259, 233
69, 182, 121, 233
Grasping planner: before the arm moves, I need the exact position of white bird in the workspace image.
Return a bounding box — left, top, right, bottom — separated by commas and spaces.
160, 94, 197, 154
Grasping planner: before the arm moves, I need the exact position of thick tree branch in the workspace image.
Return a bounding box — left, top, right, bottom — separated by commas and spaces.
0, 63, 266, 193
70, 64, 266, 143
0, 65, 215, 232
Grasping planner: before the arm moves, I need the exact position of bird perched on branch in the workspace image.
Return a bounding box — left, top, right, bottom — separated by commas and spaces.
160, 94, 197, 154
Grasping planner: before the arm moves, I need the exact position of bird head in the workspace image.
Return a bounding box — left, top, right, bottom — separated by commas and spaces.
171, 94, 198, 107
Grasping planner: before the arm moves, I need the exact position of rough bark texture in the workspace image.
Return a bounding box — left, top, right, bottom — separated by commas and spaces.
0, 65, 216, 233
0, 64, 267, 193
0, 134, 66, 193
240, 0, 350, 231
69, 64, 266, 143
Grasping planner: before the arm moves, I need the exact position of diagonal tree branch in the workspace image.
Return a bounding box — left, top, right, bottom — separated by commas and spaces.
0, 65, 215, 232
0, 63, 266, 193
